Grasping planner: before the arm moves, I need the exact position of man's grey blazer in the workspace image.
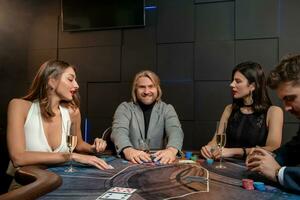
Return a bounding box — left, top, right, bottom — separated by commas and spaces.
111, 101, 184, 154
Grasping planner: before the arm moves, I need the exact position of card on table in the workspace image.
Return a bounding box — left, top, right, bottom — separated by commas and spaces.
96, 187, 137, 200
96, 192, 131, 200
108, 187, 136, 194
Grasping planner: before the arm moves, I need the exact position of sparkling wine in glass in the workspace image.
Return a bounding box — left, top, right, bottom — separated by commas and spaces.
65, 121, 78, 172
138, 138, 150, 153
215, 124, 227, 169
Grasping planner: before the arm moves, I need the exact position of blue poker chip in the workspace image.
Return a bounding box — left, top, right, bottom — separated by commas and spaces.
206, 158, 214, 165
253, 182, 265, 191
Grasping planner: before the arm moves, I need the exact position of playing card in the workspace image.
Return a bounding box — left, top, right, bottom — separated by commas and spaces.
108, 187, 137, 194
96, 192, 131, 200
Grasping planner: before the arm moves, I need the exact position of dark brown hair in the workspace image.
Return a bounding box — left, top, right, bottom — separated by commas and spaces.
268, 54, 300, 89
23, 60, 80, 118
231, 61, 272, 114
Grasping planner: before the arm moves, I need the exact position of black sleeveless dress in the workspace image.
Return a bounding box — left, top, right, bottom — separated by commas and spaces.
225, 109, 268, 148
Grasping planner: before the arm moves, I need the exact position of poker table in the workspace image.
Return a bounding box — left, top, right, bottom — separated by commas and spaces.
9, 157, 300, 200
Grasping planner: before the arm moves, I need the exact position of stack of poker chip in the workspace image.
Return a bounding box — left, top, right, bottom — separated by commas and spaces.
242, 179, 254, 190
253, 182, 265, 191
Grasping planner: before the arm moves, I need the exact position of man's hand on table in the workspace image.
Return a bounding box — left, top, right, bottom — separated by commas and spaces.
153, 147, 178, 164
123, 147, 152, 164
246, 148, 281, 182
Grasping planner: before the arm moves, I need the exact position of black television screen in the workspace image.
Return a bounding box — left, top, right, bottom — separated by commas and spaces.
61, 0, 145, 32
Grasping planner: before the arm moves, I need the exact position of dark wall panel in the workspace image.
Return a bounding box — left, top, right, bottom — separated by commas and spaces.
195, 81, 231, 121
59, 30, 122, 48
122, 28, 156, 82
161, 82, 194, 121
279, 0, 300, 39
157, 43, 193, 81
157, 0, 194, 43
59, 46, 121, 82
28, 0, 59, 50
27, 49, 57, 80
279, 39, 300, 59
195, 41, 234, 80
195, 1, 234, 41
235, 39, 278, 72
87, 83, 120, 118
235, 0, 279, 39
195, 121, 217, 148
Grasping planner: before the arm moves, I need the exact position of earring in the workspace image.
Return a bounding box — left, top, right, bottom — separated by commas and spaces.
244, 90, 253, 105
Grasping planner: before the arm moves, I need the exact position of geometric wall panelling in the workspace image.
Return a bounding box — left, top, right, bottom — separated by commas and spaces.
195, 81, 231, 121
195, 1, 234, 41
282, 123, 300, 145
157, 0, 194, 43
28, 0, 60, 50
279, 39, 300, 59
121, 39, 156, 82
267, 88, 282, 108
59, 29, 122, 49
118, 83, 132, 103
84, 117, 113, 143
59, 46, 121, 82
235, 0, 279, 39
78, 82, 88, 118
157, 43, 193, 81
87, 83, 121, 118
279, 0, 300, 39
180, 121, 196, 150
195, 41, 234, 80
27, 49, 57, 81
194, 121, 218, 149
235, 38, 278, 73
0, 51, 27, 81
161, 81, 194, 121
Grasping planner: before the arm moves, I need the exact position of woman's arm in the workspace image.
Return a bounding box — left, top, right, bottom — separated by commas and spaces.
7, 99, 70, 167
263, 106, 283, 151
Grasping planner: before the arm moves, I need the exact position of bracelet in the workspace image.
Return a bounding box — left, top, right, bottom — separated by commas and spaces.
242, 148, 247, 159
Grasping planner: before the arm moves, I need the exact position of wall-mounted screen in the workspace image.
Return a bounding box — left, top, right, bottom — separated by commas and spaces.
61, 0, 145, 32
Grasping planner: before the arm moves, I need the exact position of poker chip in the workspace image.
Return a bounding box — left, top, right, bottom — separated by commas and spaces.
253, 182, 265, 191
185, 151, 192, 160
191, 155, 198, 161
206, 159, 214, 165
242, 179, 254, 190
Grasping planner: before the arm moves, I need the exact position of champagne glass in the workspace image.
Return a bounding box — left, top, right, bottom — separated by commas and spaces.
65, 121, 78, 172
215, 123, 227, 169
138, 138, 150, 153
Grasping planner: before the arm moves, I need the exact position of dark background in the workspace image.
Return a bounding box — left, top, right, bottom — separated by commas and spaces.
1, 0, 300, 193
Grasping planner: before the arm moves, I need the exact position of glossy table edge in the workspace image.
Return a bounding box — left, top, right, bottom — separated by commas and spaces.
0, 165, 62, 200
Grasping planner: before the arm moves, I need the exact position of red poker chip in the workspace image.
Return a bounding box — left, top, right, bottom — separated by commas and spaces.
242, 179, 254, 190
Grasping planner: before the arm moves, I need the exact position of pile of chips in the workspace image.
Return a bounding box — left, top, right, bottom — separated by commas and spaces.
242, 179, 254, 190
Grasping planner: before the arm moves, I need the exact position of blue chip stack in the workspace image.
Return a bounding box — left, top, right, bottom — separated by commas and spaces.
206, 158, 214, 165
185, 151, 192, 160
254, 182, 265, 191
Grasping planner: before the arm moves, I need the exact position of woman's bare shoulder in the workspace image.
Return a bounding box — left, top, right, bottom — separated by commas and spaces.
9, 98, 32, 110
267, 105, 283, 115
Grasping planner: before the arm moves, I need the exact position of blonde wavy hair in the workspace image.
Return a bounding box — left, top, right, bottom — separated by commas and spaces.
131, 70, 162, 103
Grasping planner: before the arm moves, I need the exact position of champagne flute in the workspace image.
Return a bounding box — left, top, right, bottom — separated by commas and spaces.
65, 121, 78, 172
138, 138, 150, 153
215, 123, 227, 169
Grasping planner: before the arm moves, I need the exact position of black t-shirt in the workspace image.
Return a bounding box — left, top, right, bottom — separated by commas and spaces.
138, 101, 155, 139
